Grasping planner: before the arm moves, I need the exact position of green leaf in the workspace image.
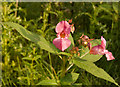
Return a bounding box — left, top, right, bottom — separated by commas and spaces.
80, 47, 103, 62
68, 33, 75, 46
37, 79, 58, 85
99, 4, 112, 15
113, 2, 118, 14
67, 33, 75, 51
81, 53, 103, 62
60, 73, 79, 85
58, 52, 72, 56
73, 58, 118, 86
22, 57, 32, 60
90, 39, 101, 47
73, 83, 82, 85
80, 39, 102, 62
3, 22, 59, 54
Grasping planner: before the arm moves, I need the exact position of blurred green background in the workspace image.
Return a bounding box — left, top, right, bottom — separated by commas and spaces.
1, 2, 120, 86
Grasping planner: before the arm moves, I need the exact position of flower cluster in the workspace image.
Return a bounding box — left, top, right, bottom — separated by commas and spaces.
53, 20, 115, 61
53, 21, 71, 51
78, 34, 93, 49
70, 47, 80, 56
90, 36, 115, 61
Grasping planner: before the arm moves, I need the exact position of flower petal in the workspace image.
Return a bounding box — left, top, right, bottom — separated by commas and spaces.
55, 21, 71, 34
53, 38, 61, 50
105, 51, 115, 61
87, 42, 92, 50
64, 22, 71, 34
53, 38, 71, 51
101, 36, 106, 49
55, 21, 64, 33
90, 45, 104, 55
90, 45, 99, 55
61, 38, 71, 51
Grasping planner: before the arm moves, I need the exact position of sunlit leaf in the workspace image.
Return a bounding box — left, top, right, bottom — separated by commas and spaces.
80, 39, 102, 62
58, 52, 71, 56
3, 22, 59, 54
73, 58, 118, 86
37, 79, 58, 85
68, 33, 75, 46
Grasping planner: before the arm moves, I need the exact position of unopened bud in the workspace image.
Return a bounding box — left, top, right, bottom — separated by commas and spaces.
71, 25, 75, 34
75, 47, 79, 52
69, 19, 72, 23
77, 52, 80, 56
78, 39, 81, 44
83, 35, 89, 40
70, 47, 79, 54
82, 41, 88, 47
83, 41, 88, 45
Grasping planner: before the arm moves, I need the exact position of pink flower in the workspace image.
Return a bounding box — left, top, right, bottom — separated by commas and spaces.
53, 21, 71, 51
90, 36, 115, 61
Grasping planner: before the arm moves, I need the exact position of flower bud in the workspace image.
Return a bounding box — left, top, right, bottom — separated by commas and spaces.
78, 39, 81, 44
82, 41, 88, 47
70, 47, 79, 54
83, 35, 89, 40
71, 26, 75, 34
77, 52, 80, 56
69, 19, 72, 23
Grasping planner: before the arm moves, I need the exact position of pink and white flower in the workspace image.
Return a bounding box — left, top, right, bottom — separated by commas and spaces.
53, 21, 71, 51
90, 36, 115, 61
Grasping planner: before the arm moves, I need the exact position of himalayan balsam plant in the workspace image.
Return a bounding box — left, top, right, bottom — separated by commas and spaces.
3, 20, 119, 86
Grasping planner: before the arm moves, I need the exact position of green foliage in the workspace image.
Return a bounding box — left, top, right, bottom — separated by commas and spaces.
3, 22, 59, 54
1, 2, 120, 86
80, 48, 103, 62
80, 39, 103, 62
68, 34, 75, 46
60, 73, 79, 85
37, 79, 58, 85
73, 58, 118, 86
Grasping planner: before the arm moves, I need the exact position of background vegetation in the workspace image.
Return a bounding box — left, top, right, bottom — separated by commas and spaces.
1, 2, 120, 86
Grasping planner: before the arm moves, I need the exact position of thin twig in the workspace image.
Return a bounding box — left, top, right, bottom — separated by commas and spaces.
80, 51, 89, 58
66, 51, 89, 72
58, 55, 62, 60
15, 0, 18, 17
51, 67, 59, 81
65, 63, 74, 72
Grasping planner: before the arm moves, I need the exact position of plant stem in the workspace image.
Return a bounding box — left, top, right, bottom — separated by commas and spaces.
66, 51, 89, 73
49, 52, 52, 72
65, 63, 74, 72
15, 0, 18, 17
61, 56, 66, 78
80, 51, 89, 58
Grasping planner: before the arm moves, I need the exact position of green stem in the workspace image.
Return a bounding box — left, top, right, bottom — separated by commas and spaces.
48, 52, 52, 72
61, 56, 66, 78
65, 63, 74, 72
15, 0, 18, 17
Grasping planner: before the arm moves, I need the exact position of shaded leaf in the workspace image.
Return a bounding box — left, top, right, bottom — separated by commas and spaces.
60, 73, 79, 85
99, 4, 112, 15
113, 2, 118, 14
